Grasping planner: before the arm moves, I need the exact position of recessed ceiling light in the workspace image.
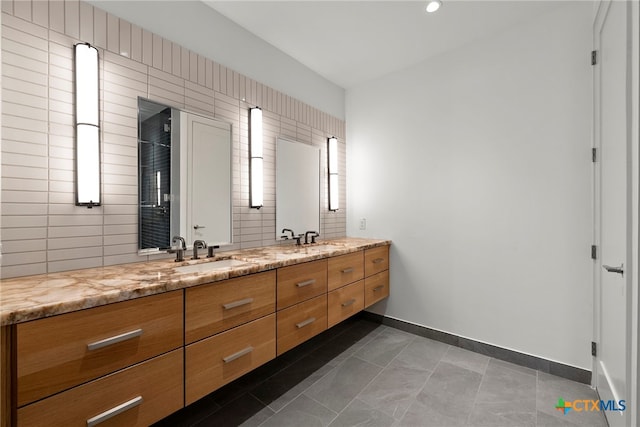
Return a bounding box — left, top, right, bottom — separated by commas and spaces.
426, 0, 442, 13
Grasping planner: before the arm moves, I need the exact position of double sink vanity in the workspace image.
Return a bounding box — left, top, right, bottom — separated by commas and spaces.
0, 237, 390, 427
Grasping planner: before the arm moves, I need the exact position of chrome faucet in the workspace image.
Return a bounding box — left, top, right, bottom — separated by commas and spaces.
168, 236, 186, 262
304, 231, 320, 245
281, 228, 295, 239
192, 240, 207, 260
281, 228, 302, 245
207, 245, 220, 258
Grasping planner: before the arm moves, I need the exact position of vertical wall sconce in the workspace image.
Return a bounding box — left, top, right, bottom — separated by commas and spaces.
74, 43, 101, 207
327, 137, 339, 211
249, 107, 264, 209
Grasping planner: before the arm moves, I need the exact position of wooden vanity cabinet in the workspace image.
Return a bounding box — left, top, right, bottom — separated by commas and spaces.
185, 271, 276, 344
364, 246, 390, 308
186, 314, 276, 404
364, 245, 389, 277
184, 271, 277, 403
3, 242, 390, 426
17, 349, 183, 427
14, 291, 184, 427
327, 252, 364, 291
16, 291, 183, 407
276, 259, 327, 310
328, 280, 365, 328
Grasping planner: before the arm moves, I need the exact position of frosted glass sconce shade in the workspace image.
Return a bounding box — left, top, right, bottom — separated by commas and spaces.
328, 137, 339, 211
74, 43, 101, 207
249, 107, 264, 208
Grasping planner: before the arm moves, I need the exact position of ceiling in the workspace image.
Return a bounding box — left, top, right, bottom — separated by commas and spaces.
204, 1, 569, 89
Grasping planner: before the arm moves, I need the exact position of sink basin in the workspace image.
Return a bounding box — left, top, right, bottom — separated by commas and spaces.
175, 259, 249, 274
305, 244, 341, 252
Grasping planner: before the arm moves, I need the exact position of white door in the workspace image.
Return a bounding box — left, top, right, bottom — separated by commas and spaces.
182, 112, 232, 246
594, 1, 631, 426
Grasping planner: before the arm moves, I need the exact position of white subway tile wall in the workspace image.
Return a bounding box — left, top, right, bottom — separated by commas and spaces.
1, 0, 347, 279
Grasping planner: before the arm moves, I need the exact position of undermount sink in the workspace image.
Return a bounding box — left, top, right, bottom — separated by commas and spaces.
174, 259, 249, 274
305, 244, 341, 252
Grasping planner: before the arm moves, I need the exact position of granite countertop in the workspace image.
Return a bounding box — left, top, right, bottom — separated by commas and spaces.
0, 237, 390, 326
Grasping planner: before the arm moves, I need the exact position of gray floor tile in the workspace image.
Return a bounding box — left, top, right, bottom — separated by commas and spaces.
358, 364, 431, 419
328, 398, 397, 427
259, 394, 337, 427
476, 359, 537, 404
400, 396, 470, 426
468, 401, 536, 427
421, 361, 483, 406
441, 346, 490, 375
305, 356, 382, 413
399, 361, 483, 426
354, 327, 414, 367
536, 372, 608, 427
391, 336, 449, 372
250, 354, 335, 412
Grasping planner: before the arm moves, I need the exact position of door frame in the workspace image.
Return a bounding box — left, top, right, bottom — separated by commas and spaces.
592, 1, 639, 426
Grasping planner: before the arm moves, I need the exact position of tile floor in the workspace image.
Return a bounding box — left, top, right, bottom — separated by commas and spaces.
154, 317, 608, 427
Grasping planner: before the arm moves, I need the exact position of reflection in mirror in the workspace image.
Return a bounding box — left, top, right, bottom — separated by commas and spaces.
275, 137, 320, 240
138, 98, 233, 252
138, 99, 173, 249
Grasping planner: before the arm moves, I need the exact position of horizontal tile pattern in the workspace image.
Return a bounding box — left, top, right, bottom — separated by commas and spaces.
1, 0, 346, 279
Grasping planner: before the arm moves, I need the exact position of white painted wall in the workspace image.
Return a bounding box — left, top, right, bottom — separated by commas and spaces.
346, 3, 594, 369
88, 0, 345, 119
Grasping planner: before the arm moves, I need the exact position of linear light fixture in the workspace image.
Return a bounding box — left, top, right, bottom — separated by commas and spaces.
328, 136, 339, 211
249, 107, 264, 209
74, 43, 101, 208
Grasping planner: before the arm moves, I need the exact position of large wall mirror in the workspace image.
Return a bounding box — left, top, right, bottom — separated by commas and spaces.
275, 137, 320, 239
138, 98, 232, 252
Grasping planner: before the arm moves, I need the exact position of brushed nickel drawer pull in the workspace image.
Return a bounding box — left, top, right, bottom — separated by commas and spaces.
372, 258, 385, 264
223, 346, 254, 363
87, 329, 143, 351
296, 317, 316, 328
296, 279, 316, 288
86, 396, 143, 427
341, 267, 354, 273
373, 285, 384, 292
342, 298, 356, 307
223, 297, 254, 310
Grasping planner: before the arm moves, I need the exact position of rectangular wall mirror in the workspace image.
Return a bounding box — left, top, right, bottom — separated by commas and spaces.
275, 137, 320, 239
138, 98, 232, 252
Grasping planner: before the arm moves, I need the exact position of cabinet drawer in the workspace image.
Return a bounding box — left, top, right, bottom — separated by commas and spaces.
276, 294, 327, 356
17, 349, 183, 427
328, 252, 364, 291
185, 271, 276, 344
185, 314, 275, 405
328, 280, 364, 328
364, 270, 390, 308
16, 291, 183, 407
365, 246, 389, 277
276, 259, 327, 310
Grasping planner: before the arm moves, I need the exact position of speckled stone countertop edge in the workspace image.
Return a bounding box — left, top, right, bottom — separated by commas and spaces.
0, 238, 391, 326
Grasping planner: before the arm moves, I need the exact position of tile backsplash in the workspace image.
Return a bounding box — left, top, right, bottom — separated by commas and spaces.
0, 0, 347, 279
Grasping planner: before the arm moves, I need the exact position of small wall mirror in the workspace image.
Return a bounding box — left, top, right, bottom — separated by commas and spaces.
275, 137, 320, 239
138, 98, 232, 252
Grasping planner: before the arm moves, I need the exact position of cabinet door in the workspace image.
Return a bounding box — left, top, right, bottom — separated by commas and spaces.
328, 252, 364, 291
17, 291, 183, 407
276, 259, 327, 310
185, 271, 276, 344
364, 270, 389, 308
276, 295, 327, 356
185, 314, 276, 405
364, 246, 389, 277
328, 280, 364, 328
17, 350, 183, 427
